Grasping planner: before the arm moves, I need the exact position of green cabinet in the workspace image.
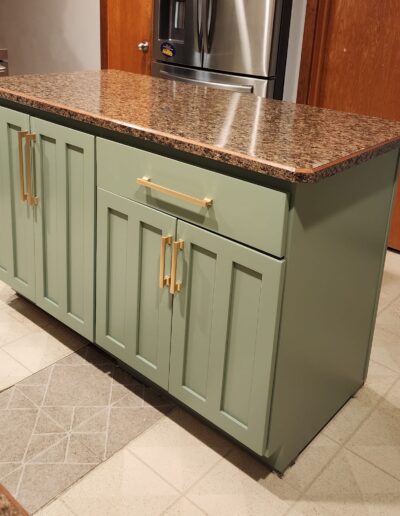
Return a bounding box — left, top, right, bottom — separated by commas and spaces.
169, 221, 285, 454
96, 190, 285, 452
31, 118, 95, 339
0, 107, 35, 300
0, 108, 95, 340
96, 188, 176, 389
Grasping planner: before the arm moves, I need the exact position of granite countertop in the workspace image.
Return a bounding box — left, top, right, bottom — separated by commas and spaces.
0, 70, 399, 183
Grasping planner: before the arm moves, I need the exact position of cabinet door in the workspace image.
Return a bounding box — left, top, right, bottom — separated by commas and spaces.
31, 117, 95, 340
96, 189, 176, 389
0, 107, 35, 300
169, 221, 285, 454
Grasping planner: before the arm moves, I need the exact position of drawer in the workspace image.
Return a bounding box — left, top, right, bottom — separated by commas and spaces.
97, 138, 289, 257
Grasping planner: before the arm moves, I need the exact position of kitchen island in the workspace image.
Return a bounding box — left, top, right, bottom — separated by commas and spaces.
0, 70, 399, 473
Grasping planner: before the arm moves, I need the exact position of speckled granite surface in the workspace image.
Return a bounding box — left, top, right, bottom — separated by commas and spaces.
0, 70, 399, 183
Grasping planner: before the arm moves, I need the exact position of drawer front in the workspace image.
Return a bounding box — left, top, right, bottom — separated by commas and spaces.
97, 138, 289, 257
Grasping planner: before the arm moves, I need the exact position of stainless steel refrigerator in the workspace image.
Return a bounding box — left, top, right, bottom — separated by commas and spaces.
152, 0, 292, 98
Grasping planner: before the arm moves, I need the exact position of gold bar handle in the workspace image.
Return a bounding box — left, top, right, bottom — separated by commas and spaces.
159, 235, 172, 289
169, 239, 184, 295
25, 133, 38, 206
137, 177, 213, 208
17, 131, 28, 203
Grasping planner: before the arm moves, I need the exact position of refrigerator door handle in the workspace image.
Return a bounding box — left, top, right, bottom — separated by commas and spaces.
159, 70, 254, 93
196, 0, 204, 52
204, 0, 217, 53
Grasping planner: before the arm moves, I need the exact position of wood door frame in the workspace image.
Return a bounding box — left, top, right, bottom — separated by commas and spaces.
296, 0, 332, 105
100, 0, 109, 69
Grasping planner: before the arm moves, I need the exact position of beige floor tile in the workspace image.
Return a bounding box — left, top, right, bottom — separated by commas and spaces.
371, 325, 400, 373
187, 448, 292, 516
376, 294, 400, 338
364, 359, 400, 396
283, 434, 340, 493
0, 349, 31, 390
378, 251, 400, 305
292, 448, 400, 516
346, 378, 400, 481
163, 497, 206, 515
323, 360, 398, 444
224, 447, 300, 503
0, 309, 34, 347
128, 407, 232, 492
0, 282, 17, 305
61, 448, 179, 516
1, 329, 85, 373
36, 499, 76, 516
4, 296, 54, 331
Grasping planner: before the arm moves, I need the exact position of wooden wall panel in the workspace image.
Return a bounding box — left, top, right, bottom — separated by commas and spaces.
298, 0, 400, 250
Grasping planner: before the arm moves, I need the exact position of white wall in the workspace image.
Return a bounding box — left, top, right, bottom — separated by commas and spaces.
283, 0, 307, 102
0, 0, 101, 75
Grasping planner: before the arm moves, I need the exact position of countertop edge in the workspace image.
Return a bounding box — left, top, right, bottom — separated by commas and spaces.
1, 87, 399, 184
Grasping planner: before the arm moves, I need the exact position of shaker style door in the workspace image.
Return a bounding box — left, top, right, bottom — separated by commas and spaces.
96, 189, 176, 389
169, 221, 285, 454
0, 107, 35, 301
31, 117, 95, 340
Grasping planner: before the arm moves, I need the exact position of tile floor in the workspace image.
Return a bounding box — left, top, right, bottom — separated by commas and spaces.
0, 251, 399, 515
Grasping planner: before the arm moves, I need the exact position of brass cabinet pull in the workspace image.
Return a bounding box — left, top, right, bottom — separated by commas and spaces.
25, 133, 38, 206
17, 131, 28, 203
159, 235, 172, 289
137, 177, 213, 208
169, 239, 184, 295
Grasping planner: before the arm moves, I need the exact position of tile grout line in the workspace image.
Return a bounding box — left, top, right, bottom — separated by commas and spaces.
342, 375, 400, 483
290, 380, 400, 514
343, 444, 400, 484
323, 362, 400, 448
101, 362, 116, 461
126, 424, 234, 502
0, 344, 32, 373
368, 355, 400, 376
378, 287, 400, 314
284, 373, 400, 510
14, 363, 56, 498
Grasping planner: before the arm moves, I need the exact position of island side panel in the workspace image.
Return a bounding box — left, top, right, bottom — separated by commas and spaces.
265, 149, 399, 473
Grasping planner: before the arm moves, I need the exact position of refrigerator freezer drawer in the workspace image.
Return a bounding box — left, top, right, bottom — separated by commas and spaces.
152, 62, 274, 97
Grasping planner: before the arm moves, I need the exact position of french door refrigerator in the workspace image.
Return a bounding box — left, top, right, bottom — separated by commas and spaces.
152, 0, 293, 98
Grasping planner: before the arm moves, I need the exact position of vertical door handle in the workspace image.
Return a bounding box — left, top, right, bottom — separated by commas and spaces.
25, 133, 38, 206
17, 131, 28, 203
169, 239, 184, 294
159, 235, 172, 289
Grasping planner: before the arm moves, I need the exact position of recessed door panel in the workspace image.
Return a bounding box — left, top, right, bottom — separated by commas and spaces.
0, 107, 35, 300
96, 189, 176, 389
32, 117, 95, 340
169, 221, 285, 454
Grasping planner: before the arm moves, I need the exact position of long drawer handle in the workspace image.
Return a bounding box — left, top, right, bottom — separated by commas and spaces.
170, 240, 184, 295
159, 235, 172, 289
18, 131, 29, 203
25, 133, 38, 206
137, 177, 213, 208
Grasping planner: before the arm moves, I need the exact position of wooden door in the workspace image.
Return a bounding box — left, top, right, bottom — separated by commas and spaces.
298, 0, 400, 250
101, 0, 153, 74
0, 107, 35, 301
96, 189, 176, 389
31, 117, 95, 340
169, 221, 285, 454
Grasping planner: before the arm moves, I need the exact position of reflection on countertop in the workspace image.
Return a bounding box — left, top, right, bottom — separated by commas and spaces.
0, 70, 399, 183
